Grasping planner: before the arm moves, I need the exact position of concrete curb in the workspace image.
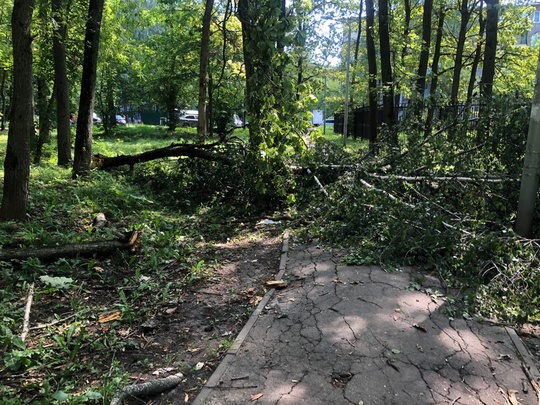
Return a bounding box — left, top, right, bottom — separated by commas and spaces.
192, 233, 290, 405
506, 326, 540, 394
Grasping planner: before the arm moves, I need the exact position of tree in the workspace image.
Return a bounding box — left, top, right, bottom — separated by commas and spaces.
515, 48, 540, 238
365, 0, 378, 147
424, 6, 446, 138
52, 0, 72, 166
73, 0, 105, 178
415, 0, 433, 112
378, 0, 396, 133
197, 0, 214, 143
479, 0, 498, 100
0, 0, 35, 220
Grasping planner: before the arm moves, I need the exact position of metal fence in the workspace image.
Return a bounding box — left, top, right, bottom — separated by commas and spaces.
333, 102, 481, 139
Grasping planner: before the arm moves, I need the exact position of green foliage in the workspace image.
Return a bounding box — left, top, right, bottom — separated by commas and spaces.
297, 95, 540, 324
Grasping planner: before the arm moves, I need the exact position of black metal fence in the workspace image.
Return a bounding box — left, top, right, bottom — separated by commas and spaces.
333, 103, 480, 139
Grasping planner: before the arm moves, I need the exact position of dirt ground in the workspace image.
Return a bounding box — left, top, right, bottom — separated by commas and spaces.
7, 227, 540, 404
119, 230, 285, 404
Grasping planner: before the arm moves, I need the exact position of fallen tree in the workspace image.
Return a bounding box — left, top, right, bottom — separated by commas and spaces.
0, 230, 141, 262
92, 142, 233, 170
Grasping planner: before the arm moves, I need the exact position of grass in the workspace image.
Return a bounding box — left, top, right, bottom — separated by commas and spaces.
0, 124, 248, 403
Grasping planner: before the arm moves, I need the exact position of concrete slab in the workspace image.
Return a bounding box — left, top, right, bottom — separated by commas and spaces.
194, 243, 540, 405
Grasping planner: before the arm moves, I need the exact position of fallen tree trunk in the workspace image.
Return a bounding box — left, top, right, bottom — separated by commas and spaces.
0, 230, 141, 262
92, 142, 232, 170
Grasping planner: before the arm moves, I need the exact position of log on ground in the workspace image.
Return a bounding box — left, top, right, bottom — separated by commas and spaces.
0, 231, 141, 262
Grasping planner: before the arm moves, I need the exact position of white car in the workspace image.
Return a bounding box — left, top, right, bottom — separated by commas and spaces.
93, 112, 102, 125
116, 114, 127, 125
179, 113, 198, 127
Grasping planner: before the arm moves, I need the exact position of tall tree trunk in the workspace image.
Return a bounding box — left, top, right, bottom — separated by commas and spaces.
450, 0, 471, 105
73, 0, 104, 178
237, 0, 256, 141
480, 0, 498, 100
52, 0, 71, 166
415, 0, 433, 112
467, 4, 485, 103
198, 0, 214, 143
366, 0, 378, 149
0, 69, 7, 131
515, 49, 540, 238
477, 0, 499, 140
354, 0, 363, 65
1, 0, 35, 221
378, 0, 397, 136
34, 78, 54, 164
424, 7, 446, 138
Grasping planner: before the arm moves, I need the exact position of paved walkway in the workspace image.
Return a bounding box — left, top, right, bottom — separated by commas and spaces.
194, 241, 540, 404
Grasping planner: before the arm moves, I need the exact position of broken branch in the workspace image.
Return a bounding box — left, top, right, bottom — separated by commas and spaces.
110, 373, 183, 405
20, 282, 34, 342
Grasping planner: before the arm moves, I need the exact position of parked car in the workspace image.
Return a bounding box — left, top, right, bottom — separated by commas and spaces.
93, 112, 102, 125
116, 114, 127, 125
179, 113, 198, 127
325, 117, 334, 124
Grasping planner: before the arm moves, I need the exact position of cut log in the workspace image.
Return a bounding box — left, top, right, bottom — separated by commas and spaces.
92, 142, 232, 170
0, 230, 141, 262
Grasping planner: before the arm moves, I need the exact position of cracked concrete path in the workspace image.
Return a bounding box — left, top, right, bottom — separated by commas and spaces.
193, 243, 540, 404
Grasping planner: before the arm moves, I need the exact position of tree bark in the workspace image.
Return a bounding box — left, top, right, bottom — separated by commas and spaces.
0, 69, 7, 131
0, 0, 35, 221
73, 0, 104, 178
52, 0, 72, 166
0, 231, 142, 262
237, 0, 256, 141
366, 0, 378, 149
198, 0, 214, 143
515, 49, 540, 238
480, 0, 498, 100
424, 7, 446, 138
450, 0, 472, 106
34, 78, 55, 164
415, 0, 433, 111
378, 0, 396, 134
92, 142, 232, 170
467, 4, 485, 103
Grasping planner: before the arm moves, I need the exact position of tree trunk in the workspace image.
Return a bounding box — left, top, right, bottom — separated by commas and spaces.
467, 4, 485, 103
480, 0, 498, 100
415, 0, 433, 111
237, 0, 256, 141
515, 49, 540, 238
34, 78, 54, 164
424, 7, 445, 138
450, 0, 471, 105
366, 0, 378, 149
378, 0, 397, 135
197, 0, 214, 143
0, 69, 7, 131
92, 142, 232, 170
72, 0, 104, 179
0, 230, 142, 262
0, 0, 35, 221
52, 0, 72, 166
